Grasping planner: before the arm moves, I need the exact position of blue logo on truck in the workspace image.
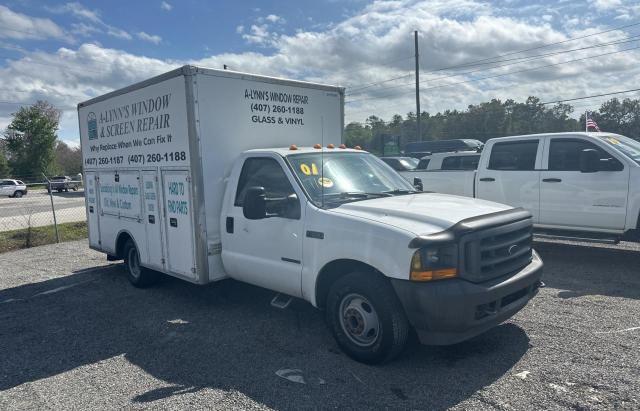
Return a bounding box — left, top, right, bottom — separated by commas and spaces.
87, 112, 98, 140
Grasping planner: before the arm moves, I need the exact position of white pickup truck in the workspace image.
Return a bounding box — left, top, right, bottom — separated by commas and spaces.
401, 132, 640, 243
79, 66, 543, 363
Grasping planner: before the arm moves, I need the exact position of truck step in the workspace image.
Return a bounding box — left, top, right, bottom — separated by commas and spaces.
534, 233, 619, 245
270, 293, 293, 309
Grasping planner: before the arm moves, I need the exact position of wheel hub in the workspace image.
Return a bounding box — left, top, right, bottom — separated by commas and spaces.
339, 293, 380, 347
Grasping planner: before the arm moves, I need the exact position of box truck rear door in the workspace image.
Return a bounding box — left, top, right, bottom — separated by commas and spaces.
162, 170, 196, 279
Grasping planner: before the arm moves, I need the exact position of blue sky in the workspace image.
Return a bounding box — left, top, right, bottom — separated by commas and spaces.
1, 0, 640, 144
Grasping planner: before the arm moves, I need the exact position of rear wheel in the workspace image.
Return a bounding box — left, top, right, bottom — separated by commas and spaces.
123, 239, 159, 287
326, 271, 409, 364
13, 191, 23, 198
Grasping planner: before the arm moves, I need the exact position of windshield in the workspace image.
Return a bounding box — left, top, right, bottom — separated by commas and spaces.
599, 135, 640, 165
287, 152, 416, 206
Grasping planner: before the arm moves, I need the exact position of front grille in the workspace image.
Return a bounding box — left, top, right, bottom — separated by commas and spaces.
462, 217, 533, 283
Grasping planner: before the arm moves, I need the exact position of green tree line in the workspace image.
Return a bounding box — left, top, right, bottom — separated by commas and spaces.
346, 96, 640, 154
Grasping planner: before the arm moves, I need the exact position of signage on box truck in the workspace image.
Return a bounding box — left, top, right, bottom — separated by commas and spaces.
79, 76, 191, 170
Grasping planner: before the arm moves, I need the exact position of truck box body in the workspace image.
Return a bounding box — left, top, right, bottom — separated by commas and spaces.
78, 65, 344, 284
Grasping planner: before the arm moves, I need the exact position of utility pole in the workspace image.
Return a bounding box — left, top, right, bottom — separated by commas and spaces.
414, 30, 421, 142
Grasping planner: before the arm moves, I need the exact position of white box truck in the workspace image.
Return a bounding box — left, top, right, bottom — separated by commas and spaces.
79, 65, 542, 363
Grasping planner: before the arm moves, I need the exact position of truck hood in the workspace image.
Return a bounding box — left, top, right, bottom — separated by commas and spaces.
332, 193, 512, 236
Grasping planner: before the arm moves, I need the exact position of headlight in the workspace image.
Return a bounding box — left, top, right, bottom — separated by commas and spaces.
410, 244, 458, 281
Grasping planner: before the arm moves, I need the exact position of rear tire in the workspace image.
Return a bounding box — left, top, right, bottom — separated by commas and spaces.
123, 239, 159, 287
326, 271, 409, 364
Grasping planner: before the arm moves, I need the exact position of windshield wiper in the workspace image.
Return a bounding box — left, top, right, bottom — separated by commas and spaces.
383, 189, 419, 195
323, 191, 393, 200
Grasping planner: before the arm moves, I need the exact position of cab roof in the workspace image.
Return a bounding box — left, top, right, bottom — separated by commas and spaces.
244, 146, 367, 157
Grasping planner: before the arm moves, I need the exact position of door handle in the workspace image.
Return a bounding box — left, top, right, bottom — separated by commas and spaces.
542, 178, 562, 183
479, 177, 495, 182
226, 217, 234, 233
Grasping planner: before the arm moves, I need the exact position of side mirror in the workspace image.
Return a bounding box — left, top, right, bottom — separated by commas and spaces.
243, 186, 267, 219
579, 149, 600, 173
413, 177, 423, 191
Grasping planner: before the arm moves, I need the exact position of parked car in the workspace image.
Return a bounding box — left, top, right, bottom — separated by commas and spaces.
379, 156, 419, 171
400, 132, 640, 243
0, 179, 28, 198
48, 176, 80, 192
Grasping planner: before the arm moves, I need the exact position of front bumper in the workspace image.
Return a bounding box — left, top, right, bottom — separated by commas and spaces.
391, 251, 543, 345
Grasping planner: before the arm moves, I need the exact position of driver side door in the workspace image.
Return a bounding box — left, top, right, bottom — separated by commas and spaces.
221, 156, 305, 297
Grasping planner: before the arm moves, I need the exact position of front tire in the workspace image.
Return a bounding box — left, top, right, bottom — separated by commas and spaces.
13, 191, 23, 198
123, 239, 159, 287
326, 271, 409, 364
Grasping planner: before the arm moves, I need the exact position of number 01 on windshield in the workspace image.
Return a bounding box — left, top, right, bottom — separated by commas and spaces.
300, 163, 319, 175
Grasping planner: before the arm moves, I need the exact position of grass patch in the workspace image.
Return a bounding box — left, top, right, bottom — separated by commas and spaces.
0, 221, 87, 254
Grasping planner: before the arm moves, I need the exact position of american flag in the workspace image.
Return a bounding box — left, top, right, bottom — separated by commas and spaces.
586, 111, 601, 132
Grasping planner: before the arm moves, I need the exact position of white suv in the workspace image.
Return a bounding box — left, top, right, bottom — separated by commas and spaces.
0, 179, 28, 198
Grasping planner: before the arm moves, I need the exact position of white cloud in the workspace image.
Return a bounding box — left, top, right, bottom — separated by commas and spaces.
47, 2, 132, 41
592, 0, 622, 10
242, 24, 276, 45
236, 25, 245, 34
160, 1, 173, 11
265, 14, 285, 24
0, 5, 70, 42
46, 2, 101, 23
137, 31, 162, 44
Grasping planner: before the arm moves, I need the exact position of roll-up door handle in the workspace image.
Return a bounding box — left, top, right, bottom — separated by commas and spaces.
479, 177, 495, 182
542, 178, 562, 183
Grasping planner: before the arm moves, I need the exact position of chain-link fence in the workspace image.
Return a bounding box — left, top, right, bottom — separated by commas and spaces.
0, 174, 87, 252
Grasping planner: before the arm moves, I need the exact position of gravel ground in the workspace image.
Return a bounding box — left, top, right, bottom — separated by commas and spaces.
0, 239, 638, 410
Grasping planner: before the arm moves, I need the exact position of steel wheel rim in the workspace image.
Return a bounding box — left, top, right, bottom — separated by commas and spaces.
128, 247, 141, 279
339, 293, 380, 347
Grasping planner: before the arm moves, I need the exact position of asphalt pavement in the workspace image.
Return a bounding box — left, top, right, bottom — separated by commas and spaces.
0, 239, 638, 410
0, 189, 86, 231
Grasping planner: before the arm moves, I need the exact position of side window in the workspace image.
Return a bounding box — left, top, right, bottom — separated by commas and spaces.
548, 139, 623, 172
441, 156, 462, 170
417, 159, 430, 170
461, 155, 480, 170
234, 157, 296, 207
488, 141, 539, 171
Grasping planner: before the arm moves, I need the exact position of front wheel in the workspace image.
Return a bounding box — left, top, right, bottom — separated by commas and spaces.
123, 239, 159, 287
13, 191, 23, 198
326, 271, 409, 364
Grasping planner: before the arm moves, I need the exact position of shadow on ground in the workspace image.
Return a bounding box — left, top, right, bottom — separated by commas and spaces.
0, 263, 531, 409
534, 241, 640, 300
